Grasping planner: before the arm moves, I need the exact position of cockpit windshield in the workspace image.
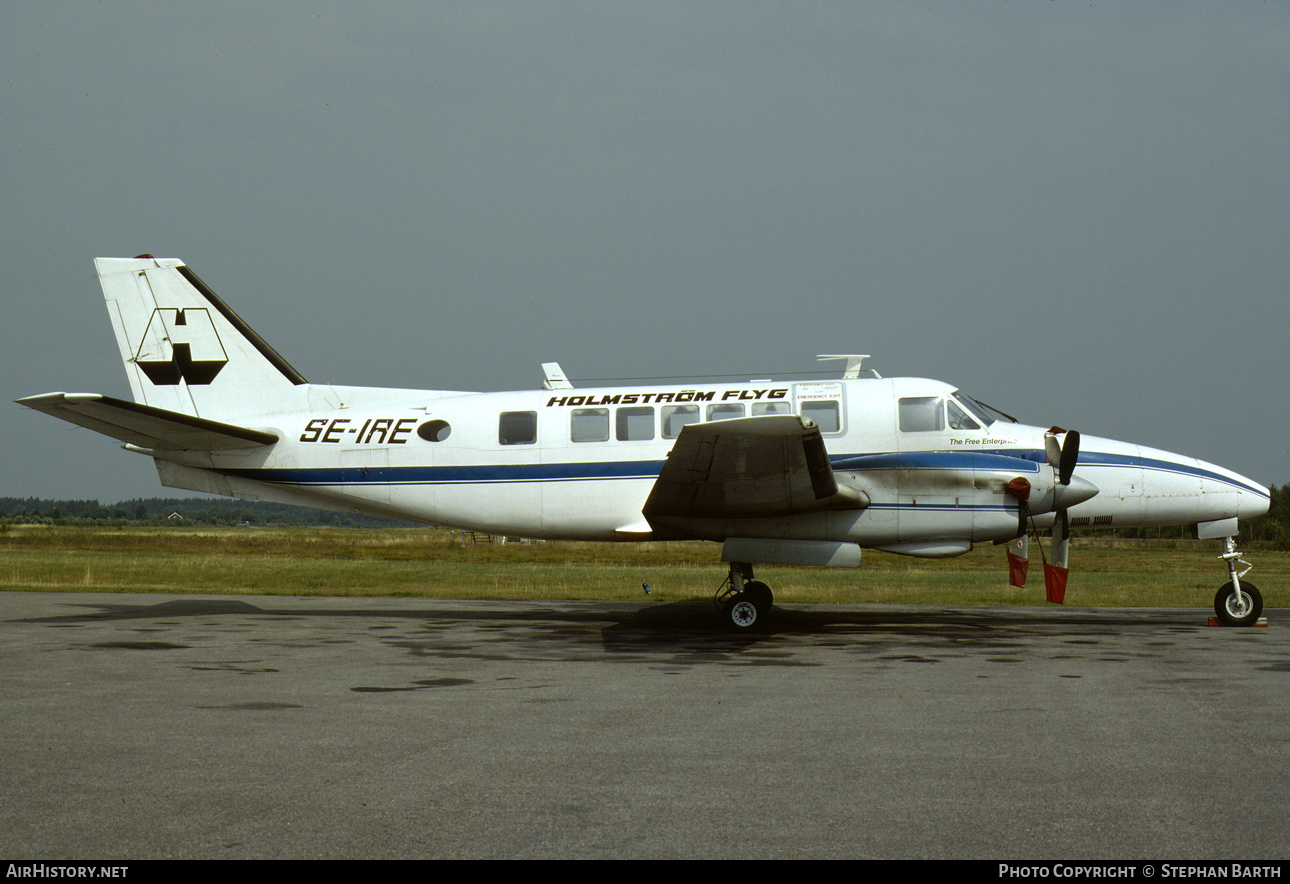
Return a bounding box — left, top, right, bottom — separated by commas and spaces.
954, 393, 1018, 428
897, 392, 1020, 433
947, 399, 980, 430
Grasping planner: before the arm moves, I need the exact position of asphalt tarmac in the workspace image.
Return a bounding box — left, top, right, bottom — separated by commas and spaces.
1, 591, 1286, 860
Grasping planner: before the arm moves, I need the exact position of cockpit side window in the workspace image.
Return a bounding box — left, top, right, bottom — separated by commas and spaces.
898, 397, 944, 433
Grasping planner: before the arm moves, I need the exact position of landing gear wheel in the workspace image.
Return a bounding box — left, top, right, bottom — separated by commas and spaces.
725, 597, 762, 630
717, 563, 772, 632
743, 580, 773, 612
1214, 580, 1263, 627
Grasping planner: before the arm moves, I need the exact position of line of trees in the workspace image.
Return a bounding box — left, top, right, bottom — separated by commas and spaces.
0, 496, 419, 529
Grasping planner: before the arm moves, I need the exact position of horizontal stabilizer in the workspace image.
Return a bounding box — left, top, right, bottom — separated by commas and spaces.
16, 393, 278, 450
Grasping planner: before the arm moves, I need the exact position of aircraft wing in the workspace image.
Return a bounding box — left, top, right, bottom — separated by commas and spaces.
16, 393, 278, 450
643, 414, 860, 527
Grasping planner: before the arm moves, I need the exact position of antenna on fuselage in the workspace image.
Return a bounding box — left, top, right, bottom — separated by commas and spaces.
542, 362, 574, 390
817, 354, 880, 379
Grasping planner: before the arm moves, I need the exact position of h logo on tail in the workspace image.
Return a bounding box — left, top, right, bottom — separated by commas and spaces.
133, 308, 228, 385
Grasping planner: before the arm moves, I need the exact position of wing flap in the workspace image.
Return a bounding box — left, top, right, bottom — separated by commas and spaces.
16, 393, 278, 450
643, 415, 856, 526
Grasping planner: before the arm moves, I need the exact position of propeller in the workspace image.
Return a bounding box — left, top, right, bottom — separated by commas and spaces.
1006, 427, 1094, 603
1042, 427, 1081, 603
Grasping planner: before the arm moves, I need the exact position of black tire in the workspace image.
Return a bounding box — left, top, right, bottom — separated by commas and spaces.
1214, 580, 1263, 627
744, 580, 773, 612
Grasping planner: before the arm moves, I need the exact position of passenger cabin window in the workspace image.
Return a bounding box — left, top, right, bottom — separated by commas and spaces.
417, 419, 452, 442
616, 406, 654, 441
555, 396, 848, 441
899, 397, 944, 432
801, 400, 841, 434
662, 405, 699, 439
571, 408, 609, 443
499, 411, 537, 445
707, 403, 744, 421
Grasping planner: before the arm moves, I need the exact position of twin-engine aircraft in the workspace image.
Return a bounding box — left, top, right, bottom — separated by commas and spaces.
19, 257, 1272, 629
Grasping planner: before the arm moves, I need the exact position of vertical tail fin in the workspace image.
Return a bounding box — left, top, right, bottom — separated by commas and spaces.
97, 256, 307, 418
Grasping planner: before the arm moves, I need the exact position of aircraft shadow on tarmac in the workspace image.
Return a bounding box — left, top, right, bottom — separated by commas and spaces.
13, 595, 1208, 655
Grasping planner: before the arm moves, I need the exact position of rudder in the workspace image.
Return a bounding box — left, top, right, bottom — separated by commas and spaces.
97, 256, 307, 418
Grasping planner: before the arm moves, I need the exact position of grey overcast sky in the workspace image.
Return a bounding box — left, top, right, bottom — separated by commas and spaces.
4, 2, 1287, 503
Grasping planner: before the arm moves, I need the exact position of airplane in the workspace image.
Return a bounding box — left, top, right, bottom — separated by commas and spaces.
18, 256, 1272, 630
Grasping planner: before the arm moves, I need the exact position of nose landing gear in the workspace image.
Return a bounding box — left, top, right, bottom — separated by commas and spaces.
1213, 536, 1263, 627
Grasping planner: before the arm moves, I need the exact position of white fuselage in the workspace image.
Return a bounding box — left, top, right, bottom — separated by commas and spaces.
158, 374, 1270, 549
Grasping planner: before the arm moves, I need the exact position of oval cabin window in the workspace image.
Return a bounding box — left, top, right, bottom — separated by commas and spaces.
417, 419, 451, 442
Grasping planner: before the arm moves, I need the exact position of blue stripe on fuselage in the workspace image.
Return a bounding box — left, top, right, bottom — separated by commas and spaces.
222, 460, 667, 487
219, 447, 1266, 501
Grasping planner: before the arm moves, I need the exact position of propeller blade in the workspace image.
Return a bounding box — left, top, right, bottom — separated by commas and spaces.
1051, 508, 1070, 568
1044, 431, 1063, 470
1044, 427, 1081, 486
1008, 535, 1029, 587
1045, 509, 1070, 604
1043, 561, 1069, 604
1058, 430, 1080, 486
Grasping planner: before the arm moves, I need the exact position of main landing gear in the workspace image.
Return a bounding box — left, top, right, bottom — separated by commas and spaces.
717, 562, 773, 631
1213, 536, 1263, 627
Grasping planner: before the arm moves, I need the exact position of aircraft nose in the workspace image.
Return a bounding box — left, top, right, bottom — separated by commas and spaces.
1072, 435, 1270, 528
1224, 471, 1271, 520
1193, 458, 1270, 522
1247, 488, 1271, 518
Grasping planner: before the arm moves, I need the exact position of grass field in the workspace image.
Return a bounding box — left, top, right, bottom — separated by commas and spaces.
0, 524, 1283, 610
